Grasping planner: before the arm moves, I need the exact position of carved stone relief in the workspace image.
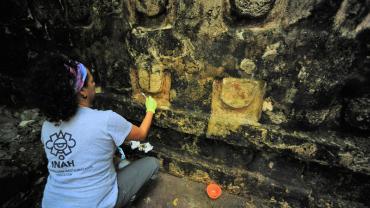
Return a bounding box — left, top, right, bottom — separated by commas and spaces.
130, 63, 171, 108
207, 78, 266, 136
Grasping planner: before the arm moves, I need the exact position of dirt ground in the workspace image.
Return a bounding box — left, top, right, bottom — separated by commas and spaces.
131, 172, 256, 208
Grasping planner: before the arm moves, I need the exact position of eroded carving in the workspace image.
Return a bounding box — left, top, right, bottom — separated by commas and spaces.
207, 78, 266, 136
135, 0, 167, 17
138, 64, 164, 93
220, 78, 257, 109
131, 66, 171, 108
231, 0, 275, 18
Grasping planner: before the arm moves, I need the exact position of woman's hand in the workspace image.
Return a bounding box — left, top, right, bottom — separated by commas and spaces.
145, 96, 157, 113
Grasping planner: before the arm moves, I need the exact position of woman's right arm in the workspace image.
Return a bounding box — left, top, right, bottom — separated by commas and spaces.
126, 112, 153, 141
126, 96, 157, 141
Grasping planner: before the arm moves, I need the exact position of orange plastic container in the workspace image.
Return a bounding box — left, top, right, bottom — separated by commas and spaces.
206, 183, 222, 199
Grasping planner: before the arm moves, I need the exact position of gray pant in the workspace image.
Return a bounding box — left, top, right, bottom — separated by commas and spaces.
115, 157, 160, 208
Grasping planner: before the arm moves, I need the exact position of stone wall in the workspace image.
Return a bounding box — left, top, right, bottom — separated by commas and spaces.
1, 0, 370, 207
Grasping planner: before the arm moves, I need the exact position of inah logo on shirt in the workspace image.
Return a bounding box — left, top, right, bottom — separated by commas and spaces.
46, 130, 76, 160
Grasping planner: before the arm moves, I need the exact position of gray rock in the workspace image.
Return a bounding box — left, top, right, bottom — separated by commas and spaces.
18, 120, 35, 128
20, 109, 39, 121
344, 97, 370, 131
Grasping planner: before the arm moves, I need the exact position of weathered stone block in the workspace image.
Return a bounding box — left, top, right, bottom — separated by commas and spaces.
130, 67, 171, 108
207, 77, 266, 136
220, 78, 258, 108
138, 67, 164, 93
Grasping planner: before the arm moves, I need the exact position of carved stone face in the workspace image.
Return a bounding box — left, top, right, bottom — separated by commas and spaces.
220, 78, 257, 109
138, 66, 164, 93
208, 78, 266, 136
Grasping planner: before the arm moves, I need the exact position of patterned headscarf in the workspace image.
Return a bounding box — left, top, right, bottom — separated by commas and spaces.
64, 61, 88, 93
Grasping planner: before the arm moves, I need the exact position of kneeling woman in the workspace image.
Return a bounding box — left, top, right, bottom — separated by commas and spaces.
31, 54, 159, 208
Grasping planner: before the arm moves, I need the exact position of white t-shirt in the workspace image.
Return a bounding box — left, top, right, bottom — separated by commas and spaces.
41, 107, 132, 208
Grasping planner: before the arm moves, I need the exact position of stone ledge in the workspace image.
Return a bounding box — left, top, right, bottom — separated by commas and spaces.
96, 93, 210, 136
231, 124, 370, 175
96, 93, 370, 176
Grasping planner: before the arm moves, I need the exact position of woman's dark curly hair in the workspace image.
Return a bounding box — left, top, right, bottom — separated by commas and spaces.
30, 53, 87, 123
